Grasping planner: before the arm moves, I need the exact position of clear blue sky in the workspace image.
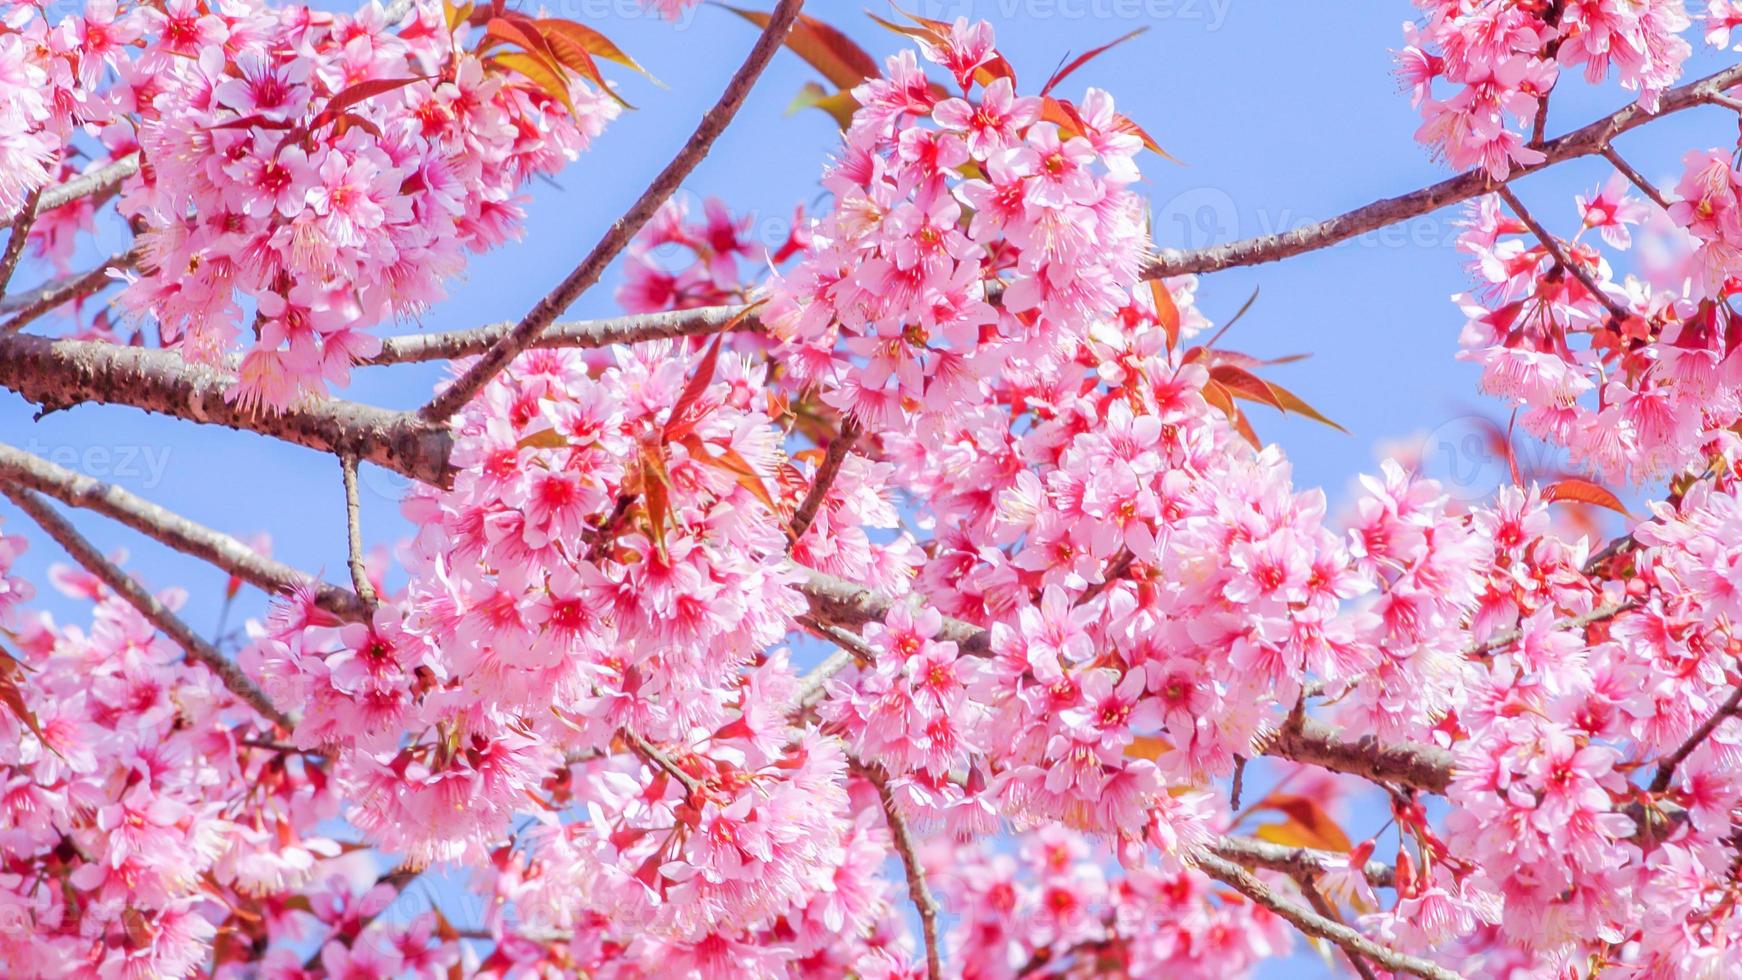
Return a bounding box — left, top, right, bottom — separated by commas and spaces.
2, 3, 1732, 975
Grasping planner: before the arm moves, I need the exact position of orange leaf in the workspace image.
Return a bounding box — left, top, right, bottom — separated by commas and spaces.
1249, 794, 1353, 853
1123, 734, 1172, 761
726, 7, 879, 90
1210, 363, 1284, 411
488, 51, 576, 116
786, 81, 860, 129
1544, 478, 1632, 517
1149, 278, 1180, 351
535, 18, 659, 85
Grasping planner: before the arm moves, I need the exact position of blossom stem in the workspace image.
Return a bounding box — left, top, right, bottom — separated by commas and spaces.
621, 728, 705, 799
1194, 852, 1459, 980
418, 0, 808, 424
340, 456, 378, 612
0, 483, 295, 732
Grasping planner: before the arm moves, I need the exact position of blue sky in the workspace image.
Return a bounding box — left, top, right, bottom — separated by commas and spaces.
3, 2, 1734, 975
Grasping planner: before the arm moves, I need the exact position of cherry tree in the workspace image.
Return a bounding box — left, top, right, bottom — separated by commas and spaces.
4, 0, 1742, 976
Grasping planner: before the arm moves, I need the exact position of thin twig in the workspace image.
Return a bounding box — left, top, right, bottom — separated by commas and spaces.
1207, 836, 1395, 889
1142, 59, 1742, 281
0, 484, 294, 731
620, 728, 704, 799
419, 0, 807, 423
366, 305, 761, 365
0, 441, 366, 621
35, 153, 140, 213
0, 247, 135, 333
1302, 885, 1382, 980
1194, 852, 1458, 980
1652, 685, 1742, 792
1465, 602, 1633, 659
1599, 146, 1673, 211
340, 456, 379, 611
1495, 184, 1633, 325
862, 762, 943, 980
0, 187, 42, 296
789, 419, 860, 542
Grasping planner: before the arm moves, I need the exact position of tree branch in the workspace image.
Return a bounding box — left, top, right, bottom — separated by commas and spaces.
366, 305, 760, 365
0, 334, 455, 486
418, 0, 807, 422
1194, 852, 1458, 980
339, 456, 379, 612
1599, 146, 1673, 211
1494, 183, 1633, 324
0, 246, 135, 333
0, 187, 42, 296
1651, 685, 1742, 792
789, 419, 860, 543
0, 442, 365, 621
1208, 836, 1395, 889
36, 153, 140, 214
0, 484, 294, 731
862, 761, 943, 980
1264, 715, 1454, 795
1141, 60, 1742, 281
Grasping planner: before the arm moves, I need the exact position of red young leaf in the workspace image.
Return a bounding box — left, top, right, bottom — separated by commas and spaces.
535, 18, 659, 84
310, 75, 427, 131
663, 334, 726, 443
1040, 27, 1147, 97
1544, 478, 1633, 517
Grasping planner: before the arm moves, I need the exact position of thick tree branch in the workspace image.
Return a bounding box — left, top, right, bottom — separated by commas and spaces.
1265, 715, 1454, 795
0, 442, 365, 621
0, 484, 294, 731
1194, 852, 1458, 980
1142, 60, 1742, 281
367, 305, 760, 365
0, 334, 456, 486
419, 0, 806, 422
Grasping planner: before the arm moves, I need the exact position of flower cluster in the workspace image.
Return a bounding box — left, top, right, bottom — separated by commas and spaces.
761, 18, 1151, 430
1399, 0, 1692, 179
5, 0, 624, 411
